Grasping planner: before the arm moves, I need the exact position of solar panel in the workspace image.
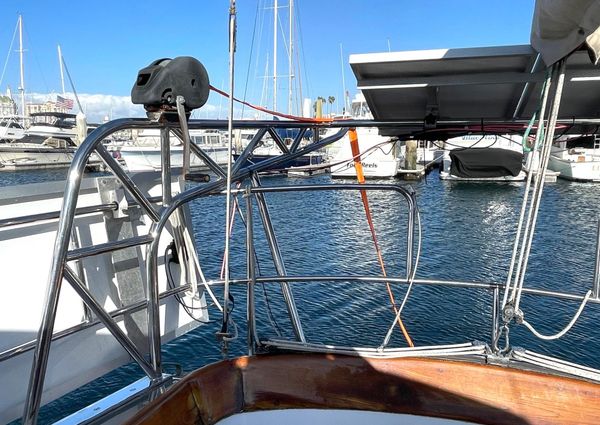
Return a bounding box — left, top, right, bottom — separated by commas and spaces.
350, 45, 600, 129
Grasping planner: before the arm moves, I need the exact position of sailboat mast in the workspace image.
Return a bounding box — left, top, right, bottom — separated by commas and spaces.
273, 0, 278, 111
18, 15, 26, 121
58, 45, 66, 95
340, 43, 349, 115
288, 0, 293, 115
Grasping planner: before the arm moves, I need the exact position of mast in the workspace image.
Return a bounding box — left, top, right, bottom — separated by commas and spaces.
18, 15, 26, 121
288, 0, 293, 114
340, 43, 349, 116
273, 0, 278, 111
58, 45, 66, 95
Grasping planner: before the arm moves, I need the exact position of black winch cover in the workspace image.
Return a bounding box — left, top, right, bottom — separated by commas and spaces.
131, 56, 209, 111
450, 148, 523, 178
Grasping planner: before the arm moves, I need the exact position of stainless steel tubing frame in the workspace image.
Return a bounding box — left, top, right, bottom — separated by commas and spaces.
22, 118, 163, 425
289, 128, 308, 153
161, 126, 172, 205
66, 235, 153, 261
267, 127, 290, 154
0, 202, 117, 229
0, 278, 197, 363
63, 266, 156, 377
594, 218, 600, 299
251, 174, 306, 342
245, 182, 417, 344
94, 143, 161, 222
22, 119, 348, 424
246, 188, 258, 355
231, 127, 269, 174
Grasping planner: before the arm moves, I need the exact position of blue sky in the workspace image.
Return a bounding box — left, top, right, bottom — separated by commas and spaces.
0, 0, 535, 121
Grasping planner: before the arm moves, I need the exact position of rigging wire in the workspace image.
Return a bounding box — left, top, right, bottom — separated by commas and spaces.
295, 0, 311, 99
23, 24, 50, 94
240, 0, 261, 119
233, 188, 284, 337
0, 19, 19, 90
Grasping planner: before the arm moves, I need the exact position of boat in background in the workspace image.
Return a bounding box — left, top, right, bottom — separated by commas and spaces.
0, 15, 98, 171
117, 129, 229, 172
7, 1, 600, 424
0, 112, 99, 170
330, 127, 400, 178
439, 134, 527, 181
0, 115, 25, 142
329, 93, 401, 178
549, 134, 600, 181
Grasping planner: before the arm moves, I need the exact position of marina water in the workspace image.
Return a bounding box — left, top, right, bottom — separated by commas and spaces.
3, 169, 600, 424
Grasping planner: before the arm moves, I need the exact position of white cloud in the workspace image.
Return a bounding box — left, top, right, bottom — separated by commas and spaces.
26, 92, 231, 124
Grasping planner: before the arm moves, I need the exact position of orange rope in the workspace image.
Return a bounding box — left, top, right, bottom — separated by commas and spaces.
349, 128, 414, 347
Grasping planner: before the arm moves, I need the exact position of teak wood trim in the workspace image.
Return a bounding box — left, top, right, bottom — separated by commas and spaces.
126, 353, 600, 425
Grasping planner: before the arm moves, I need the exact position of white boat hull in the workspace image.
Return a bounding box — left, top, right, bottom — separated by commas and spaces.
332, 158, 401, 178
0, 143, 75, 168
439, 169, 527, 181
0, 176, 207, 423
118, 145, 229, 172
549, 154, 600, 182
0, 126, 25, 141
330, 129, 400, 178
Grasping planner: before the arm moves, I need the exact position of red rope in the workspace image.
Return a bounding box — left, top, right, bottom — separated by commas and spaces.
210, 85, 335, 123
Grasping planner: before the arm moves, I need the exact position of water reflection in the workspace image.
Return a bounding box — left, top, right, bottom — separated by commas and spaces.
6, 168, 600, 423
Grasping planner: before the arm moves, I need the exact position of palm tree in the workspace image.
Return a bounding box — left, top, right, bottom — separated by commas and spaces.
327, 96, 335, 116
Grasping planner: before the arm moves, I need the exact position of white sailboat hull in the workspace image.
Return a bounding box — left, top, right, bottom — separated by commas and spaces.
0, 176, 207, 424
549, 152, 600, 182
330, 129, 400, 178
119, 145, 229, 172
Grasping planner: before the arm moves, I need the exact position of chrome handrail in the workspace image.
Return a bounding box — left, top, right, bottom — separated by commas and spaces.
21, 117, 351, 424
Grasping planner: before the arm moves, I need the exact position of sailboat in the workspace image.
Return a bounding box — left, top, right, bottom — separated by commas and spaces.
329, 93, 402, 178
233, 0, 326, 175
3, 1, 600, 424
548, 134, 600, 181
0, 17, 95, 170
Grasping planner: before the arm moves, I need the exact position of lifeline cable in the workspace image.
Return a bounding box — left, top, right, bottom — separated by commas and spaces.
349, 128, 414, 347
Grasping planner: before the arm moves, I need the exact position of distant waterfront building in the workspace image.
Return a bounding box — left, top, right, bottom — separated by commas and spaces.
26, 101, 70, 115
